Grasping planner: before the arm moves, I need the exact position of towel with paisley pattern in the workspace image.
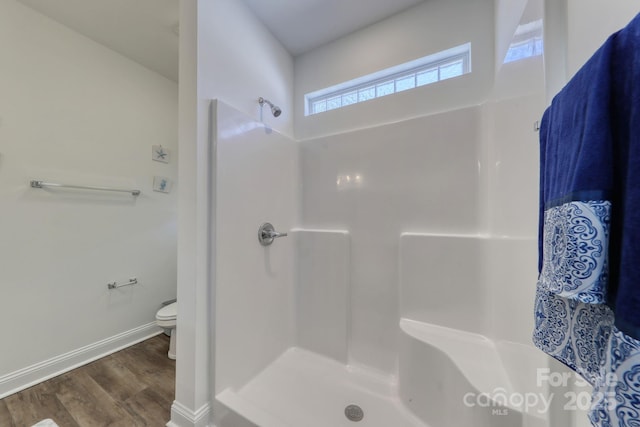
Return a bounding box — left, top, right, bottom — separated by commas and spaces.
534, 12, 640, 427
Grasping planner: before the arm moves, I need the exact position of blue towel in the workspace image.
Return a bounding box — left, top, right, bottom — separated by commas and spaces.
534, 12, 640, 426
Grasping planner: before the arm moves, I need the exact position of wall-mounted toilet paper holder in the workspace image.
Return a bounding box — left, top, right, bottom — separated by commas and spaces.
107, 277, 138, 289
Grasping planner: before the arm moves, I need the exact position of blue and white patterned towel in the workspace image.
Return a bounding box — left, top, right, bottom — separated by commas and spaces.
534, 12, 640, 426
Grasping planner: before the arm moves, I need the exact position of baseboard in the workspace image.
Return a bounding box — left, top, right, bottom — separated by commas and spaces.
167, 401, 212, 427
0, 322, 163, 399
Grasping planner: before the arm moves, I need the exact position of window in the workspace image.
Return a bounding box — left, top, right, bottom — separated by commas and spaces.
305, 43, 471, 116
504, 20, 543, 64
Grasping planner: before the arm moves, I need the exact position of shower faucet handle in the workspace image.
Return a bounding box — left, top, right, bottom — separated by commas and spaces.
258, 222, 287, 246
265, 229, 287, 238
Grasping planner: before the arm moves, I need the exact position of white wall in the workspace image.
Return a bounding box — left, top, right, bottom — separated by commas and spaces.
0, 0, 178, 386
294, 0, 494, 140
566, 0, 639, 79
198, 0, 294, 138
544, 0, 639, 97
300, 107, 483, 373
175, 0, 294, 425
295, 0, 547, 378
174, 2, 209, 426
494, 0, 528, 72
294, 0, 495, 374
543, 0, 567, 102
485, 56, 544, 237
294, 229, 350, 363
214, 101, 298, 395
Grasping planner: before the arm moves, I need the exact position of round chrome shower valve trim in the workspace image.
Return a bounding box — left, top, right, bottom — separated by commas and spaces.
258, 222, 288, 246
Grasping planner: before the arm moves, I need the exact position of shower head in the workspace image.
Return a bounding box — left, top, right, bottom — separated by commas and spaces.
258, 97, 282, 117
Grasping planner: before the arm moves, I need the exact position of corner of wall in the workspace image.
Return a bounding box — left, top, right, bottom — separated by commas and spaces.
197, 0, 295, 139
176, 0, 212, 418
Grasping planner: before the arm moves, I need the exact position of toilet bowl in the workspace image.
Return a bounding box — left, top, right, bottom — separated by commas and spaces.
156, 302, 177, 360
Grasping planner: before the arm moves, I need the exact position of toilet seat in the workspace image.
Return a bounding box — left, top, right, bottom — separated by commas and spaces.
156, 302, 177, 328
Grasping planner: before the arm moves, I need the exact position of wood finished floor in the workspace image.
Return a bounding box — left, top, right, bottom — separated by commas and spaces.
0, 334, 175, 427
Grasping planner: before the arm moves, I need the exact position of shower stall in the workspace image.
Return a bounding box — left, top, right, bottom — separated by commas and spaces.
190, 0, 584, 425
209, 89, 560, 427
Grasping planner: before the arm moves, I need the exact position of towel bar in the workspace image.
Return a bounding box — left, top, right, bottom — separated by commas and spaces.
30, 180, 141, 196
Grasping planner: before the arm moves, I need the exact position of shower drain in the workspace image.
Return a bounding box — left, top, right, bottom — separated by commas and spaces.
344, 404, 364, 422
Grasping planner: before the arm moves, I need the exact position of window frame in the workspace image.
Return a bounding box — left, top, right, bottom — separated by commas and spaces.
305, 43, 471, 116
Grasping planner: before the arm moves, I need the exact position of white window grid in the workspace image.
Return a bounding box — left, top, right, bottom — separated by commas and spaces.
503, 19, 544, 64
307, 50, 470, 116
504, 36, 543, 63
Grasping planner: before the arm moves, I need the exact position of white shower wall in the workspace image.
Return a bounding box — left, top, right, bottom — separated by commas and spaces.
214, 101, 299, 394
292, 1, 506, 377
300, 107, 484, 373
292, 0, 547, 395
565, 0, 640, 79
0, 0, 178, 394
176, 0, 296, 421
291, 64, 549, 427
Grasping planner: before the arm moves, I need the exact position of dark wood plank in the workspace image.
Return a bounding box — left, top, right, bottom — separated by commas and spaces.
0, 399, 16, 427
114, 339, 175, 404
122, 388, 173, 426
54, 370, 139, 426
3, 381, 79, 427
83, 355, 148, 402
1, 335, 175, 427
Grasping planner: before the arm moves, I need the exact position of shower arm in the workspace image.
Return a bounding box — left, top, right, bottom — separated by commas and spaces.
258, 97, 273, 108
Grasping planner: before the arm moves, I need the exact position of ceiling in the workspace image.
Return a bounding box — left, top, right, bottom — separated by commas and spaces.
18, 0, 180, 82
18, 0, 426, 82
241, 0, 426, 55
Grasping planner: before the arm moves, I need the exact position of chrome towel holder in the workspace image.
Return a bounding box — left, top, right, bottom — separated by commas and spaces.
30, 180, 141, 196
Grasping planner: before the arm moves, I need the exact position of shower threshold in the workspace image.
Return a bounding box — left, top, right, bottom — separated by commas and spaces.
216, 347, 428, 427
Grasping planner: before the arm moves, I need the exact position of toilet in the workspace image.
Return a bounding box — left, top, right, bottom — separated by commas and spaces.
156, 302, 177, 360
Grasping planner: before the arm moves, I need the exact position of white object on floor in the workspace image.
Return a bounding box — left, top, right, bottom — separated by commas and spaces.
31, 420, 59, 427
156, 302, 177, 359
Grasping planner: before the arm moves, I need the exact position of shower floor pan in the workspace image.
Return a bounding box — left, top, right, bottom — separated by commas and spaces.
216, 347, 428, 427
